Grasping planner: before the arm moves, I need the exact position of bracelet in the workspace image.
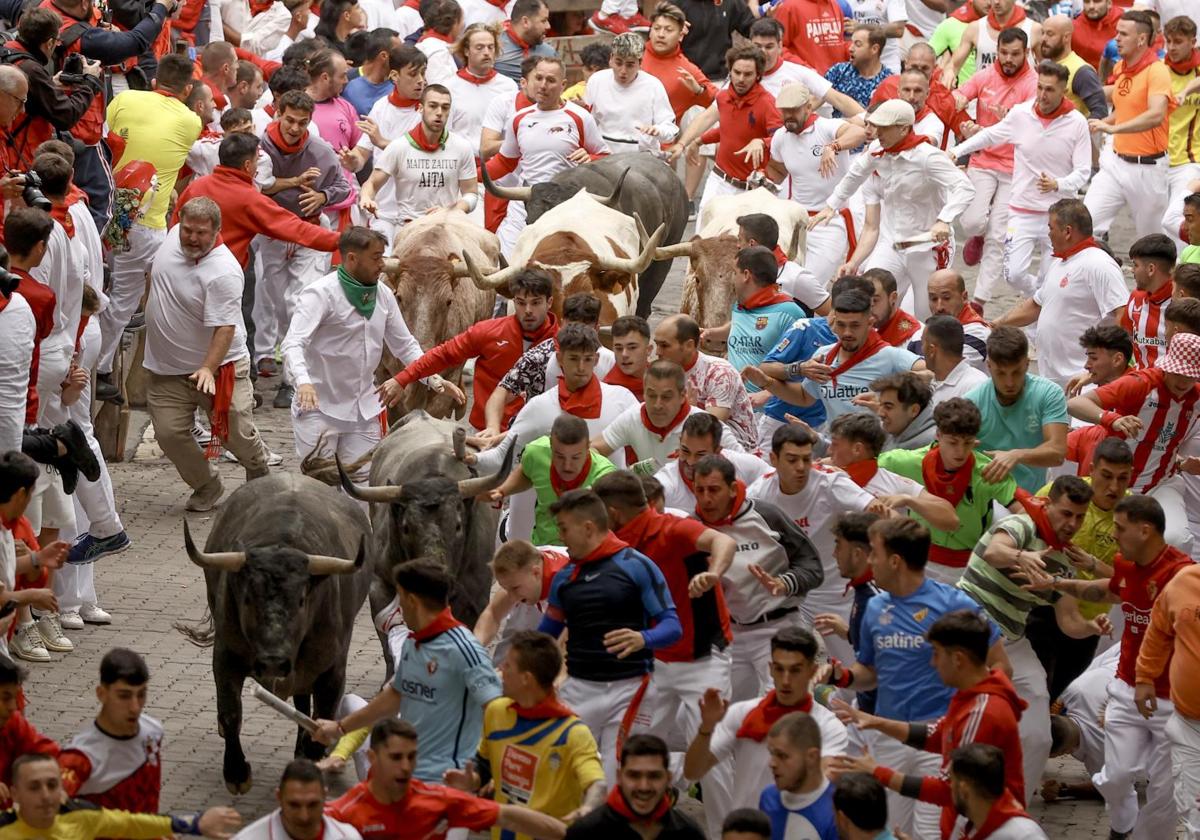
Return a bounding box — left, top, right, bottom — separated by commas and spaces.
170, 813, 203, 835
872, 766, 897, 787
698, 728, 714, 737
336, 720, 346, 736
786, 361, 805, 379
1099, 410, 1122, 431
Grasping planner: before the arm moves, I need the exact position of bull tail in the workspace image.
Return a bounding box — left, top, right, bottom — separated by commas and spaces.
173, 608, 216, 647
300, 433, 377, 486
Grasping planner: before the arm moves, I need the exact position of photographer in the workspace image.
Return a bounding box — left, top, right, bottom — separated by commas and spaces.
1, 8, 103, 171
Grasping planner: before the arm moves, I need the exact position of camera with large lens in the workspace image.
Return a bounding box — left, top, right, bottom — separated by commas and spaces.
12, 170, 52, 212
62, 52, 84, 75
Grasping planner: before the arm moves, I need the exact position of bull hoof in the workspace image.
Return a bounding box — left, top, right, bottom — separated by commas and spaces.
224, 764, 252, 795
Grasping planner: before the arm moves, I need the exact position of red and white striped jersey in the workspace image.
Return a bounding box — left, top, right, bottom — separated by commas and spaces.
498, 102, 609, 186
1094, 366, 1200, 493
59, 715, 164, 814
1118, 282, 1173, 369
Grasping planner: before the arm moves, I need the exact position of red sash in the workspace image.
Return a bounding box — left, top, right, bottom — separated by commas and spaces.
206, 362, 236, 459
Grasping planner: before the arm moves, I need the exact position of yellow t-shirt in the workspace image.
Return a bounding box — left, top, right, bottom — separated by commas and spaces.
477, 699, 604, 840
562, 80, 588, 103
0, 806, 173, 840
107, 90, 203, 229
1036, 477, 1124, 621
1169, 66, 1200, 166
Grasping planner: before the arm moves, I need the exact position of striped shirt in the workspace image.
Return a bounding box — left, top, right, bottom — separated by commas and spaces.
1093, 367, 1200, 494
1118, 283, 1172, 369
958, 515, 1074, 641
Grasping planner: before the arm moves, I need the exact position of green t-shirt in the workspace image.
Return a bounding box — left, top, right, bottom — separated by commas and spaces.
521, 436, 616, 544
929, 18, 974, 87
1181, 244, 1200, 265
877, 445, 1018, 554
958, 514, 1075, 641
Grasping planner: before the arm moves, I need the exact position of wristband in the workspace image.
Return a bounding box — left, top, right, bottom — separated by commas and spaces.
170, 813, 203, 835
872, 766, 897, 787
461, 192, 479, 212
786, 361, 805, 379
1099, 410, 1121, 431
826, 658, 854, 688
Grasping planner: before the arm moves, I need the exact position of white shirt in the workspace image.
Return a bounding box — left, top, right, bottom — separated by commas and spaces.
30, 220, 82, 345
704, 697, 848, 814
0, 293, 34, 454
483, 90, 519, 136
951, 102, 1092, 215
280, 271, 425, 423
263, 17, 318, 61
914, 107, 949, 149
655, 451, 771, 511
456, 0, 513, 26
601, 404, 710, 470
584, 69, 678, 151
863, 465, 924, 499
904, 0, 943, 38
357, 97, 422, 215
748, 466, 875, 614
778, 261, 830, 313
233, 811, 362, 840
416, 37, 458, 87
186, 136, 275, 188
499, 102, 610, 186
68, 202, 104, 297
771, 118, 853, 209
144, 228, 248, 376
358, 0, 422, 37
374, 131, 476, 223
447, 71, 519, 158
830, 139, 975, 246
761, 59, 834, 102
220, 0, 251, 37
844, 0, 907, 72
931, 358, 989, 406
1033, 245, 1129, 387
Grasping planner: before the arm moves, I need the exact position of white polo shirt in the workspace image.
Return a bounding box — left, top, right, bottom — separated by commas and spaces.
655, 451, 771, 512
374, 131, 476, 223
771, 118, 853, 210
144, 228, 248, 376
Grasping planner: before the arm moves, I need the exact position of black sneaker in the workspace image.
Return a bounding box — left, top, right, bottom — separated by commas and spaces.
54, 460, 80, 495
95, 373, 124, 405
52, 421, 101, 482
273, 384, 294, 409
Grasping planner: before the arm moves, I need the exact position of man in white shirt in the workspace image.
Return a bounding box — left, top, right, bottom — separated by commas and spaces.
948, 60, 1092, 298
280, 226, 453, 482
594, 361, 711, 474
447, 23, 519, 161
923, 316, 989, 407
845, 0, 908, 73
0, 278, 34, 457
358, 84, 478, 251
584, 33, 677, 154
415, 0, 463, 86
233, 759, 362, 840
810, 99, 975, 321
992, 200, 1128, 390
654, 410, 770, 512
143, 197, 270, 513
749, 18, 865, 117
926, 269, 991, 372
339, 45, 427, 179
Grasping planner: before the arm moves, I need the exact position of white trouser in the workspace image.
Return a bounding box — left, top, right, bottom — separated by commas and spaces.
559, 673, 655, 785
1085, 153, 1169, 239
497, 200, 527, 259
1006, 636, 1051, 805
960, 167, 1012, 303
54, 564, 96, 613
1164, 163, 1200, 249
367, 216, 403, 256
863, 240, 952, 322
1166, 712, 1200, 840
35, 337, 73, 428
805, 206, 856, 287
649, 651, 732, 753
698, 172, 747, 216
1003, 209, 1051, 297
68, 318, 122, 541
98, 223, 165, 374
253, 237, 331, 370
1148, 474, 1192, 554
335, 693, 372, 781
291, 407, 381, 483
25, 465, 74, 535
1093, 678, 1177, 839
872, 729, 943, 840
729, 609, 803, 702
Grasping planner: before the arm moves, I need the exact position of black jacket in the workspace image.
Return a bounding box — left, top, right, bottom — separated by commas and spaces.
565, 804, 707, 840
677, 0, 754, 81
5, 38, 102, 130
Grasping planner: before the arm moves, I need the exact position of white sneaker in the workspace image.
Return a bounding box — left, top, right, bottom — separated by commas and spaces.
36, 614, 74, 652
11, 623, 50, 662
59, 611, 85, 630
222, 449, 284, 467
192, 420, 213, 446
79, 604, 113, 625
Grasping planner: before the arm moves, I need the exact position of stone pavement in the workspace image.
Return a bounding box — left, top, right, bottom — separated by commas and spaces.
20, 206, 1165, 837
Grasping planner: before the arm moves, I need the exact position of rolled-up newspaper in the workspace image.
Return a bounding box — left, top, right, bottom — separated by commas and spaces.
893, 232, 936, 251
250, 682, 319, 735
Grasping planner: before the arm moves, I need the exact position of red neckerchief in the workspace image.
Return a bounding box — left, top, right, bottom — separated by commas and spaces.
49, 203, 75, 239
823, 330, 889, 386
419, 29, 454, 43
152, 88, 180, 100
513, 693, 575, 719
952, 3, 981, 22
1034, 97, 1074, 124
1113, 48, 1159, 85
388, 87, 420, 108
206, 362, 237, 458
987, 4, 1025, 30
403, 0, 419, 8
877, 309, 920, 346
408, 122, 447, 152
604, 367, 644, 400
640, 400, 690, 441
772, 245, 788, 268
696, 479, 746, 527
569, 532, 630, 580
504, 21, 533, 55
203, 77, 229, 109
725, 82, 767, 112
410, 606, 464, 646
999, 59, 1032, 83
457, 67, 498, 84
872, 130, 931, 156
550, 450, 593, 496
958, 302, 988, 327
1053, 236, 1099, 260
922, 445, 974, 507
844, 567, 873, 596
264, 102, 277, 117
766, 55, 784, 76
738, 284, 792, 311
520, 312, 559, 345
558, 375, 602, 419
1166, 49, 1200, 75
515, 91, 534, 109
1015, 490, 1069, 551
606, 787, 671, 826
266, 120, 306, 154
843, 459, 878, 488
66, 184, 88, 207
735, 690, 813, 741
963, 792, 1033, 840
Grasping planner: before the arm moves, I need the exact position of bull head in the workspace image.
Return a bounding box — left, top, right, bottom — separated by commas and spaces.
335, 441, 516, 503
481, 165, 532, 202
182, 520, 364, 576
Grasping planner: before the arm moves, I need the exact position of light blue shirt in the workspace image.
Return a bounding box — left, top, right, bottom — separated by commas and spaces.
802, 342, 919, 427
762, 316, 835, 426
967, 374, 1069, 493
729, 300, 804, 394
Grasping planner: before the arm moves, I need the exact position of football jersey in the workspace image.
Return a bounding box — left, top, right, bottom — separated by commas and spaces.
730, 300, 806, 391
843, 0, 906, 71
373, 131, 476, 223
1109, 546, 1191, 696
59, 716, 164, 813
327, 779, 499, 840
770, 119, 853, 208
1118, 283, 1173, 369
499, 103, 608, 187
759, 780, 839, 840
801, 342, 920, 426
761, 316, 836, 427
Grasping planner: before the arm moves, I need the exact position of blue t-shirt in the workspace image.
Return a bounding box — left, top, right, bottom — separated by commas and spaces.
967, 374, 1069, 493
802, 342, 919, 427
760, 781, 838, 840
344, 76, 394, 116
391, 624, 503, 781
730, 300, 805, 394
762, 316, 836, 427
858, 578, 1002, 722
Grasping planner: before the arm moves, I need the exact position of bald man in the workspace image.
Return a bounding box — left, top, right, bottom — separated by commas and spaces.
1038, 16, 1109, 119
926, 269, 991, 371
869, 42, 968, 140
0, 66, 29, 182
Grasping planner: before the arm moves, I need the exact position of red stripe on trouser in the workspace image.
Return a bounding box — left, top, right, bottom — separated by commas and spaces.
615, 673, 652, 763
840, 208, 857, 258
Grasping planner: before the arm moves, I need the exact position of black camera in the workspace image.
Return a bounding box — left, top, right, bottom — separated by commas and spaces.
62, 52, 84, 75
0, 267, 19, 299
12, 170, 52, 212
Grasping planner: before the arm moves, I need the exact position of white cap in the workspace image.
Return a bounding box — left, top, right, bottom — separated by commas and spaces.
866, 99, 916, 127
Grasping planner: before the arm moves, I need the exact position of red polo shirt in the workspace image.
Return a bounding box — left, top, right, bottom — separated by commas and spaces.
700, 83, 782, 181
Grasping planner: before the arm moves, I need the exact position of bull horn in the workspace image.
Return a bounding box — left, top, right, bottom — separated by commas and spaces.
182, 520, 247, 572
450, 257, 473, 278
481, 164, 532, 202
382, 257, 401, 274
458, 436, 517, 498
452, 426, 467, 461
596, 217, 668, 276
654, 241, 694, 261
588, 168, 629, 208
306, 540, 365, 576
463, 251, 521, 291
336, 455, 406, 503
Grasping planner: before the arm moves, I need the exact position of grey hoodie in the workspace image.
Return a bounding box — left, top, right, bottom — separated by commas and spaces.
883, 403, 936, 452
261, 130, 352, 220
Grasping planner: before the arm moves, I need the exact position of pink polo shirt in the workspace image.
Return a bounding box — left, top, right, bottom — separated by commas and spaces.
957, 63, 1037, 174
311, 96, 362, 210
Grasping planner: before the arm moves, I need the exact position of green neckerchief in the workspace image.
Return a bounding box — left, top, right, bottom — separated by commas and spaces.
337, 266, 377, 318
